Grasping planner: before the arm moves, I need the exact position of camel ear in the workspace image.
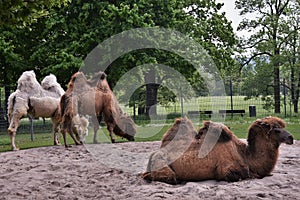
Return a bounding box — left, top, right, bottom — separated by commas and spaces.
175, 118, 182, 124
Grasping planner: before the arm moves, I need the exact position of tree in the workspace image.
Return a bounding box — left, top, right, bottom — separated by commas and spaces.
0, 0, 70, 120
241, 56, 275, 111
1, 0, 237, 117
283, 2, 300, 113
0, 0, 70, 26
236, 0, 300, 113
106, 0, 236, 116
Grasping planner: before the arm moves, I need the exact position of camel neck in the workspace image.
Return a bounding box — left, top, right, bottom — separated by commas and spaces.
245, 139, 279, 178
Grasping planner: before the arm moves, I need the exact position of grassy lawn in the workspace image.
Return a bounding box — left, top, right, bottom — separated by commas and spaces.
0, 96, 298, 152
121, 96, 300, 119
0, 118, 299, 153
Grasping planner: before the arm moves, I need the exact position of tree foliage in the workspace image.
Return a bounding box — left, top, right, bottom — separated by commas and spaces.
0, 0, 70, 25
1, 0, 237, 116
236, 0, 300, 113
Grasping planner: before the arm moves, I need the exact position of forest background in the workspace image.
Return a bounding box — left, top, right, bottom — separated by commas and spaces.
0, 0, 299, 119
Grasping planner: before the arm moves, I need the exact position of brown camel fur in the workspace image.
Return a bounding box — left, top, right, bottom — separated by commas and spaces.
60, 71, 136, 147
93, 71, 135, 143
142, 116, 294, 184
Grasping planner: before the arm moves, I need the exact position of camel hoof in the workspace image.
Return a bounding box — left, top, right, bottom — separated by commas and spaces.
12, 147, 20, 151
93, 140, 98, 144
65, 145, 72, 148
141, 172, 151, 181
111, 139, 116, 143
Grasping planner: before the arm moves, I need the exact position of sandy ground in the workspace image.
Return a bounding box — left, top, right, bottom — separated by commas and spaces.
0, 140, 299, 200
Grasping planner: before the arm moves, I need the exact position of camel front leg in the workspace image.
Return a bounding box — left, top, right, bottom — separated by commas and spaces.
217, 162, 250, 182
142, 151, 177, 184
107, 125, 115, 143
68, 125, 81, 146
8, 129, 18, 151
61, 120, 72, 148
52, 121, 61, 146
7, 113, 23, 151
92, 116, 100, 144
93, 125, 99, 144
61, 128, 70, 148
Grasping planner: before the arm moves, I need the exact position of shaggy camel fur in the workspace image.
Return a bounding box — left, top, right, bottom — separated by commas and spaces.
92, 71, 135, 143
72, 114, 89, 143
142, 116, 294, 184
60, 71, 136, 147
28, 97, 89, 144
7, 71, 88, 150
7, 71, 64, 150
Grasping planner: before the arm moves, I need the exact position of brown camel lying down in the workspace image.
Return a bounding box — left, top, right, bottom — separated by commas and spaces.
142, 116, 294, 184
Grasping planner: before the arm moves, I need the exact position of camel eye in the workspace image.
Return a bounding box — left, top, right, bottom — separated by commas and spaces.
274, 129, 281, 134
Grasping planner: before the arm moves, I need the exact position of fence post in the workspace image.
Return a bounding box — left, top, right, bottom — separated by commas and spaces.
30, 117, 34, 141
180, 81, 184, 117
133, 99, 136, 122
283, 78, 287, 117
249, 105, 256, 117
230, 79, 233, 118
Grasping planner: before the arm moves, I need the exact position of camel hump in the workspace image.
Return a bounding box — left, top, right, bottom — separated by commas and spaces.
161, 117, 196, 147
197, 121, 232, 142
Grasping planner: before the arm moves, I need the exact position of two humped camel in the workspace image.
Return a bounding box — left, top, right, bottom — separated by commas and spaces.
142, 116, 294, 184
7, 70, 89, 151
60, 71, 136, 147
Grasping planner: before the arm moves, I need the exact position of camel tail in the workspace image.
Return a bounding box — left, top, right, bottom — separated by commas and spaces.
60, 94, 67, 118
7, 93, 17, 123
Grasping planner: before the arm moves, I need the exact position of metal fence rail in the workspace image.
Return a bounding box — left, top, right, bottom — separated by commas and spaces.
1, 79, 299, 134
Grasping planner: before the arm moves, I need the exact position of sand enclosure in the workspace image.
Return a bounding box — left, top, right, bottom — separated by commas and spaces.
0, 140, 299, 199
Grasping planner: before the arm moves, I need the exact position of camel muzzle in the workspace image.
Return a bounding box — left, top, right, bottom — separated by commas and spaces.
126, 135, 135, 141
285, 135, 294, 145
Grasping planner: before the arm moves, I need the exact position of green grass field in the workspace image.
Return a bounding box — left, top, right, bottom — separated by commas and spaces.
0, 118, 299, 153
122, 96, 300, 119
0, 95, 299, 152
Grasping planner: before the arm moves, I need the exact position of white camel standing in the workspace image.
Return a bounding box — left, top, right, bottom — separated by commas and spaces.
7, 70, 88, 150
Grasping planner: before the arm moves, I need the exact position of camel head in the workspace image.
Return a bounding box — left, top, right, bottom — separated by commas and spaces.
72, 115, 89, 143
114, 114, 136, 141
196, 121, 232, 142
248, 116, 294, 149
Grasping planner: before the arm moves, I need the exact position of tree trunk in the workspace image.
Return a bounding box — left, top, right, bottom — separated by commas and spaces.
144, 69, 159, 116
274, 64, 280, 113
272, 10, 281, 114
295, 64, 300, 113
291, 65, 299, 113
138, 106, 145, 115
291, 29, 299, 113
